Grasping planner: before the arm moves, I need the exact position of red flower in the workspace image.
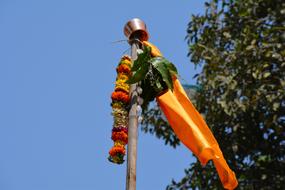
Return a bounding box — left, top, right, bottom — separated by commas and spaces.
116, 64, 131, 74
111, 90, 130, 103
109, 146, 126, 157
111, 131, 128, 144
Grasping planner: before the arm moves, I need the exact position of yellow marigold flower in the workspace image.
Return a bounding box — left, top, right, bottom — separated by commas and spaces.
115, 86, 129, 93
112, 108, 128, 117
112, 102, 123, 109
120, 55, 132, 67
114, 117, 128, 126
115, 81, 129, 93
120, 60, 132, 67
116, 73, 129, 81
116, 78, 128, 84
114, 140, 126, 146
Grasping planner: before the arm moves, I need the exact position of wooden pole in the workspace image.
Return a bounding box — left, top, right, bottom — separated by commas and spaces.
126, 38, 139, 190
124, 18, 149, 190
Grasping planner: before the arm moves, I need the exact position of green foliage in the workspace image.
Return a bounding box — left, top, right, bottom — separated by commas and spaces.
127, 46, 178, 109
151, 57, 174, 90
141, 0, 285, 189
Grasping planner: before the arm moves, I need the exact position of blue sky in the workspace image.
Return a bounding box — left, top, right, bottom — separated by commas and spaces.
0, 0, 205, 189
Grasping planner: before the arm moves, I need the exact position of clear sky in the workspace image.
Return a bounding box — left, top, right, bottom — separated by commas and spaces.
0, 1, 205, 189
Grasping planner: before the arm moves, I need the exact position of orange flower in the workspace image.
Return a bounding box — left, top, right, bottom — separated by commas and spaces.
109, 146, 126, 157
111, 90, 130, 103
121, 55, 131, 62
116, 64, 131, 74
120, 55, 132, 66
111, 131, 128, 144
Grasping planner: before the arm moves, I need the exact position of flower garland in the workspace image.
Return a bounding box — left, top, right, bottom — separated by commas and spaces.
108, 55, 131, 164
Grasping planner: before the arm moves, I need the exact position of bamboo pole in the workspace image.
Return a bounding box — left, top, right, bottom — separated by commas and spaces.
124, 18, 149, 190
126, 39, 139, 190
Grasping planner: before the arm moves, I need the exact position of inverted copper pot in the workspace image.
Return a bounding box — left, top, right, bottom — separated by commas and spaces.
124, 18, 149, 41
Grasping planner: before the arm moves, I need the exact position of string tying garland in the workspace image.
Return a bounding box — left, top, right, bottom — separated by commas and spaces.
108, 55, 132, 164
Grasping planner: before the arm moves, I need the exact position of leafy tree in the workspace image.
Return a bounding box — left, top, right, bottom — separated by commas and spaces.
141, 0, 285, 189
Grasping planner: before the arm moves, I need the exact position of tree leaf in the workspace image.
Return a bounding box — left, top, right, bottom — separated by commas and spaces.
273, 102, 279, 111
263, 72, 271, 78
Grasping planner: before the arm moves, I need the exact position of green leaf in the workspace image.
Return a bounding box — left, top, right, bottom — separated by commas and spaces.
151, 57, 173, 90
164, 61, 178, 76
263, 72, 271, 78
140, 79, 156, 109
126, 64, 148, 84
252, 72, 258, 79
150, 57, 178, 76
154, 77, 164, 93
273, 102, 279, 111
131, 46, 151, 72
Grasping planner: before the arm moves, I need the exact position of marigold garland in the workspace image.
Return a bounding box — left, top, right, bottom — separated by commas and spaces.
115, 84, 129, 93
111, 131, 128, 143
108, 55, 131, 164
116, 64, 131, 74
117, 73, 129, 81
111, 90, 130, 103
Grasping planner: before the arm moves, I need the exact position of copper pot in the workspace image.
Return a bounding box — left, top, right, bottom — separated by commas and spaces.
124, 18, 149, 41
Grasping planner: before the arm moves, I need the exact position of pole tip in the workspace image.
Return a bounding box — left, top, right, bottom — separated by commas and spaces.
124, 18, 149, 41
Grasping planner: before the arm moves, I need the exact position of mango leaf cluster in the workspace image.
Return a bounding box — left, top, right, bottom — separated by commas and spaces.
127, 46, 178, 109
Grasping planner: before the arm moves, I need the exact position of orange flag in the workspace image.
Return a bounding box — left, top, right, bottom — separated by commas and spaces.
143, 41, 238, 190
